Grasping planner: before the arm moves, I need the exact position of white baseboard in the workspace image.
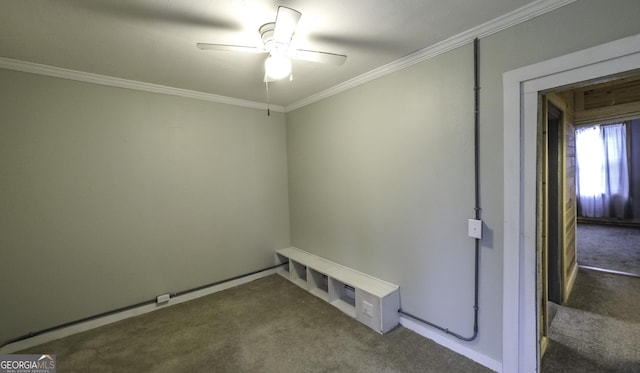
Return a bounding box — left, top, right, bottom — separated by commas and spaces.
399, 316, 502, 373
0, 268, 279, 354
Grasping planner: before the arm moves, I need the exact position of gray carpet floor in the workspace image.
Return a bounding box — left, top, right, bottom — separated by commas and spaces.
541, 268, 640, 372
577, 224, 640, 275
18, 274, 491, 372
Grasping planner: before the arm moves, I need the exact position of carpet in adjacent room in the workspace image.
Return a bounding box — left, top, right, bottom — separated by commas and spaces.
576, 224, 640, 275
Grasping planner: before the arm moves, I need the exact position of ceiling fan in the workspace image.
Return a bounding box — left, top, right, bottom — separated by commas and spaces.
197, 6, 347, 82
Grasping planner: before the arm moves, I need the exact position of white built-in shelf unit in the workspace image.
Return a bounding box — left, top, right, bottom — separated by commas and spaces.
276, 246, 400, 334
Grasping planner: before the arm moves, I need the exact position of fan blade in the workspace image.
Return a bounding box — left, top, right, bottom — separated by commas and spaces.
197, 43, 263, 53
273, 6, 301, 45
291, 49, 347, 66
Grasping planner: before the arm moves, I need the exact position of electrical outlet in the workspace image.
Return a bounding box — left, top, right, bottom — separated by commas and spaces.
156, 293, 171, 304
468, 219, 483, 239
362, 300, 374, 318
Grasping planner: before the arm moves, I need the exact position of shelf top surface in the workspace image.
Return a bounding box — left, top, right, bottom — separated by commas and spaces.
277, 247, 399, 297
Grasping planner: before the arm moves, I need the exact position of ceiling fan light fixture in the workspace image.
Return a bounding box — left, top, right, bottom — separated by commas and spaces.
265, 53, 291, 80
197, 6, 347, 83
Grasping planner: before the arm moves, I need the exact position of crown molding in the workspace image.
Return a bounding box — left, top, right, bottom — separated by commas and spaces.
0, 57, 285, 113
285, 0, 575, 112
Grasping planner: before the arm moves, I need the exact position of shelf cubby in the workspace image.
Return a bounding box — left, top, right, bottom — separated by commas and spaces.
290, 260, 308, 289
308, 268, 329, 301
275, 252, 290, 279
329, 279, 356, 317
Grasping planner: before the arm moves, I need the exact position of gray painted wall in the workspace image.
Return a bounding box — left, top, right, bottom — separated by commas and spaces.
0, 69, 290, 345
287, 0, 640, 360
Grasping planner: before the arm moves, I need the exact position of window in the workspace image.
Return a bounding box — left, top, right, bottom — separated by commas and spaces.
575, 123, 629, 218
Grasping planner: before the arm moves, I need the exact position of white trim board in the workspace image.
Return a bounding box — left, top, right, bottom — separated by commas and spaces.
0, 0, 573, 114
0, 57, 285, 113
400, 316, 501, 373
502, 33, 640, 373
284, 0, 575, 112
0, 267, 280, 354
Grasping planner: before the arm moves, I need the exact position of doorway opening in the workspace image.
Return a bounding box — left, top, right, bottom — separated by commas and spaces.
537, 73, 640, 370
502, 33, 640, 373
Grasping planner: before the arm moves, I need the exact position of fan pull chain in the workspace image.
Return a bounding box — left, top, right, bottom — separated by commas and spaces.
265, 80, 271, 116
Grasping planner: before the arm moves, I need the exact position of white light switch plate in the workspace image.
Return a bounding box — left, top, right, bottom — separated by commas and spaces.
468, 219, 483, 239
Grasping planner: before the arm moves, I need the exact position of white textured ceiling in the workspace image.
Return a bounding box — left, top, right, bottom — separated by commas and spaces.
0, 0, 542, 107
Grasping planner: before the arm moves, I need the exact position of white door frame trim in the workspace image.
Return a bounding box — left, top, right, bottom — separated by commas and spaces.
502, 33, 640, 373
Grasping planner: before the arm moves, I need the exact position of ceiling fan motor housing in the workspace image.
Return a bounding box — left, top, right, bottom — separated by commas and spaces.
260, 23, 287, 55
